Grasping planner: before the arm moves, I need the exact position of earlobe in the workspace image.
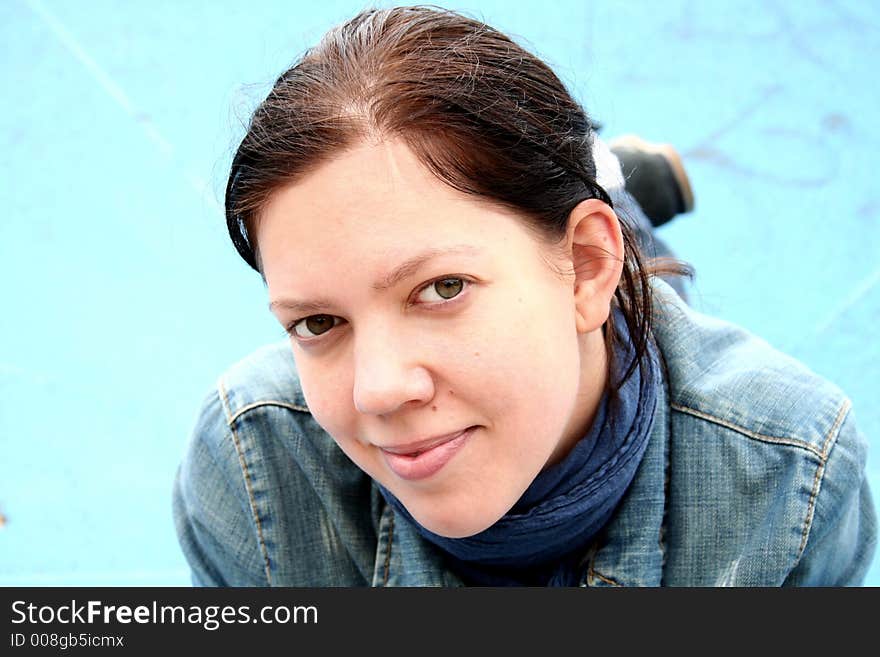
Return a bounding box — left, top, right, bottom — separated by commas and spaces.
567, 199, 624, 334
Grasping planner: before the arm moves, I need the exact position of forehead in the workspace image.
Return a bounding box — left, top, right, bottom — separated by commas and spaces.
256, 140, 542, 282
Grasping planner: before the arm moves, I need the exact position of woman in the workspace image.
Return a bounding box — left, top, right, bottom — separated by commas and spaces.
173, 6, 876, 586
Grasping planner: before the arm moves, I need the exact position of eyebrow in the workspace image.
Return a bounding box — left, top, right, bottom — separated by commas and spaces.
268, 244, 482, 315
372, 244, 481, 291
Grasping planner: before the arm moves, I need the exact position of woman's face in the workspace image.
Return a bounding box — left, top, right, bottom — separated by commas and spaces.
258, 140, 607, 537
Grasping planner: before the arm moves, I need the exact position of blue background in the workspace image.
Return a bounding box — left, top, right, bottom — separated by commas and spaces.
2, 0, 878, 585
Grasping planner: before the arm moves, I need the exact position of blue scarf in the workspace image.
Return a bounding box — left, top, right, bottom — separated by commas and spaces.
379, 313, 660, 586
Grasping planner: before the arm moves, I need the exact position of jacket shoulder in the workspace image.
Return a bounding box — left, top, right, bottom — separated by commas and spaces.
172, 341, 312, 585
651, 282, 848, 456
648, 282, 875, 585
215, 340, 310, 418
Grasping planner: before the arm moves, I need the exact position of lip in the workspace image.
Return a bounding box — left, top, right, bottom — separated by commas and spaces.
379, 426, 476, 481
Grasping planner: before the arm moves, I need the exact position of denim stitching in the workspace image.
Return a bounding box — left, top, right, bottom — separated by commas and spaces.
670, 403, 825, 460
819, 399, 849, 460
660, 360, 671, 573
218, 380, 273, 586
383, 510, 395, 587
228, 400, 309, 426
589, 563, 622, 587
796, 399, 851, 559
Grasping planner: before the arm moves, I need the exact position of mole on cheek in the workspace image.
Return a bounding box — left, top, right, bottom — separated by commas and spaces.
432, 405, 437, 411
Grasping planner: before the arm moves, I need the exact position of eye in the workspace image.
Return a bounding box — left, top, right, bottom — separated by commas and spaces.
415, 277, 466, 303
289, 314, 342, 339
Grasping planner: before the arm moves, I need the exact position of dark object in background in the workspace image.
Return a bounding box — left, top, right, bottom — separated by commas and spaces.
610, 135, 695, 228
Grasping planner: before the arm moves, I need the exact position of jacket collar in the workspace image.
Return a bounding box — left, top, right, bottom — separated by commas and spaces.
582, 368, 669, 586
371, 502, 465, 587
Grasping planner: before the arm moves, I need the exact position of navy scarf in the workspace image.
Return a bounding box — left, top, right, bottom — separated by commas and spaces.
379, 313, 660, 586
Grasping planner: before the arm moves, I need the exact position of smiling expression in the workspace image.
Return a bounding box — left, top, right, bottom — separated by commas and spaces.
257, 139, 608, 538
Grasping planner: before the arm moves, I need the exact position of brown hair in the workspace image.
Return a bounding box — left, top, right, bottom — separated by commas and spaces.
226, 5, 683, 387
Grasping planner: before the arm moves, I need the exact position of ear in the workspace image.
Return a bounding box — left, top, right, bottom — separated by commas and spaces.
566, 199, 624, 334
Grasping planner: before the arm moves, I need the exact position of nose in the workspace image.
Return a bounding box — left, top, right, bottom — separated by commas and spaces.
352, 328, 435, 416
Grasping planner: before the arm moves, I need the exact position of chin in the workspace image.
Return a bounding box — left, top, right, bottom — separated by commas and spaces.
412, 505, 504, 539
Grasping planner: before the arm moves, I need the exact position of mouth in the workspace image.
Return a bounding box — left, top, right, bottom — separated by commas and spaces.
379, 426, 477, 481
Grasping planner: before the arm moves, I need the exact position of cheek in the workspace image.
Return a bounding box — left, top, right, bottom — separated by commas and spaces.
486, 282, 577, 365
294, 352, 357, 440
454, 287, 580, 414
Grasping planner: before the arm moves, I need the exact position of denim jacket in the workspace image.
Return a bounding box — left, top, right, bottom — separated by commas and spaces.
172, 280, 876, 586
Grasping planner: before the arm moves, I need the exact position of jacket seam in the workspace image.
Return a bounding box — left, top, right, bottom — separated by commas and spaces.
795, 399, 852, 560
589, 562, 622, 587
225, 397, 372, 584
669, 403, 826, 460
659, 350, 672, 580
217, 380, 274, 586
228, 400, 310, 426
383, 511, 395, 586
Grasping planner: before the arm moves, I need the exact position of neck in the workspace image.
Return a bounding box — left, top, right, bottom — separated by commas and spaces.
544, 327, 608, 468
